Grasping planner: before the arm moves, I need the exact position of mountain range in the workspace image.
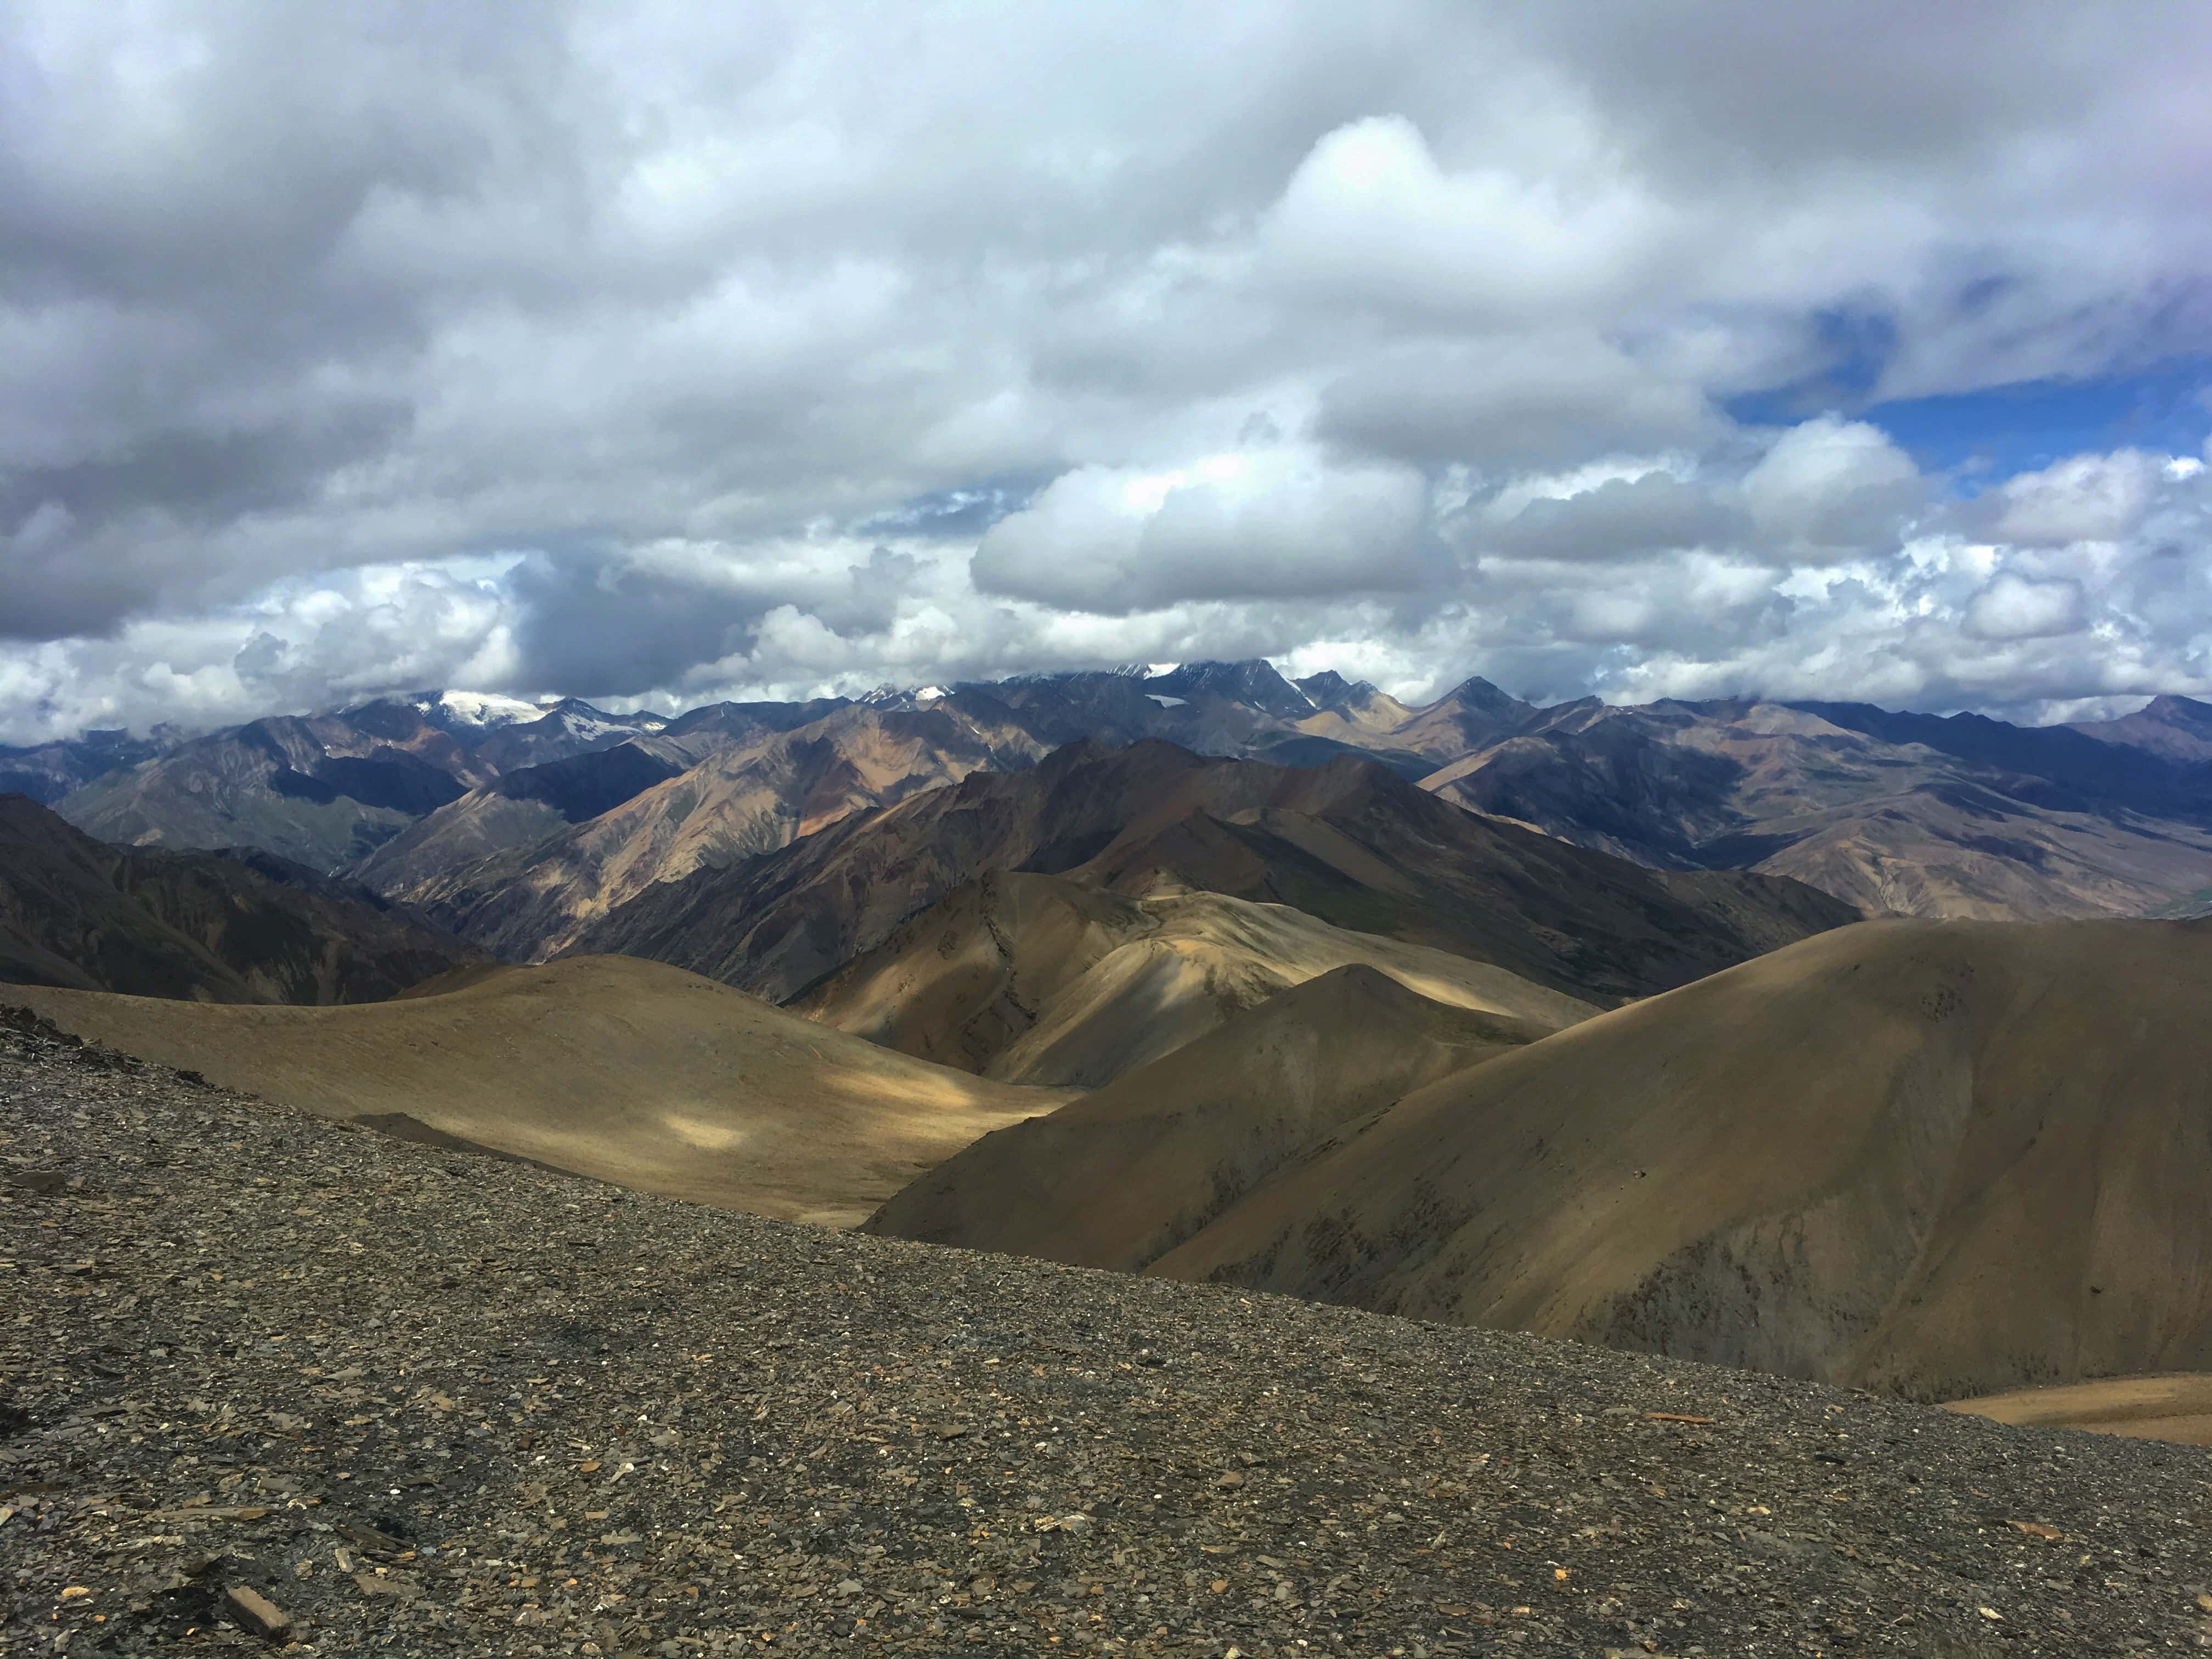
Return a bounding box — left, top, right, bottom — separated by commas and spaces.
28, 669, 2212, 946
567, 737, 1853, 1008
12, 659, 2212, 1419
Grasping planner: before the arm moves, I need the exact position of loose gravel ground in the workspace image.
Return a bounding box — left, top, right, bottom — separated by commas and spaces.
4, 1007, 2211, 1657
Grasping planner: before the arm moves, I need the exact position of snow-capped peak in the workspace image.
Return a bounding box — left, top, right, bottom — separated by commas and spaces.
414, 690, 552, 730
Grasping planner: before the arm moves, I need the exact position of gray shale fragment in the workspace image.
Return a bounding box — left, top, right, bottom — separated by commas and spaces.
4, 1006, 2210, 1656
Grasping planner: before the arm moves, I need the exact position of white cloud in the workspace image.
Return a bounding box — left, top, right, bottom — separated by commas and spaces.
1260, 114, 1669, 321
1963, 574, 2088, 641
2, 0, 2210, 734
1993, 449, 2160, 545
1317, 330, 1718, 470
1479, 470, 1747, 562
1740, 416, 1925, 551
970, 445, 1438, 613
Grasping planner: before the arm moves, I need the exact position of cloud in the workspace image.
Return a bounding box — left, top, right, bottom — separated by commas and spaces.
1259, 115, 1669, 322
1478, 470, 1749, 562
1963, 574, 2088, 641
1, 0, 2210, 736
1740, 416, 1925, 550
1990, 449, 2161, 545
970, 445, 1440, 614
1316, 331, 1719, 470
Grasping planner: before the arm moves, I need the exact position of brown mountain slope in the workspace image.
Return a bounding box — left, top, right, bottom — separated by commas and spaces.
352, 704, 864, 901
575, 740, 1858, 1007
8, 955, 1069, 1223
863, 964, 1549, 1269
377, 704, 1047, 961
1425, 698, 2212, 918
1948, 1374, 2212, 1446
794, 871, 1593, 1086
1748, 786, 2212, 918
1144, 915, 2212, 1399
0, 794, 477, 1003
1289, 671, 1415, 745
349, 738, 697, 900
2068, 693, 2212, 764
1379, 674, 1540, 760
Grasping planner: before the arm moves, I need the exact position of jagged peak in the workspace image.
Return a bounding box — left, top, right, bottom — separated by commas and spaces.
1145, 658, 1315, 716
1431, 674, 1527, 714
2142, 692, 2212, 721
1293, 670, 1381, 712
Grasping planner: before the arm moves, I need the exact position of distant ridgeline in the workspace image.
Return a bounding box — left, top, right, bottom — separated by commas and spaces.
6, 673, 2212, 991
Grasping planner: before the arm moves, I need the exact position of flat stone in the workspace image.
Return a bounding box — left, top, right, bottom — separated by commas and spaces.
223, 1584, 291, 1638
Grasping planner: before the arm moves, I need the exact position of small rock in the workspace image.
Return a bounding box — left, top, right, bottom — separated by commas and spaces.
224, 1584, 291, 1639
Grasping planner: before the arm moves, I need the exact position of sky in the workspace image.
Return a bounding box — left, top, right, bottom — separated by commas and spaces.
4, 0, 2212, 743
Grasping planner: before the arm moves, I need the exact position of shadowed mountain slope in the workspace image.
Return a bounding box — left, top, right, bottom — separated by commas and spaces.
350, 739, 696, 901
51, 696, 700, 874
0, 729, 171, 805
793, 871, 1593, 1086
1142, 915, 2212, 1399
0, 794, 477, 1003
573, 740, 1859, 1007
55, 702, 492, 870
8, 955, 1069, 1224
864, 964, 1550, 1268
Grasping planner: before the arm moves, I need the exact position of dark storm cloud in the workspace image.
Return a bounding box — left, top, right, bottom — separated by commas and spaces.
505, 552, 781, 699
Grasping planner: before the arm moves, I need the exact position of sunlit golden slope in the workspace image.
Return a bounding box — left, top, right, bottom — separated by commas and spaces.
10, 956, 1070, 1226
1148, 916, 2212, 1398
795, 871, 1593, 1086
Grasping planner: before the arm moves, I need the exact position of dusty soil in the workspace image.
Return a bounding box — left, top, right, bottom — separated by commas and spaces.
5, 1011, 2211, 1657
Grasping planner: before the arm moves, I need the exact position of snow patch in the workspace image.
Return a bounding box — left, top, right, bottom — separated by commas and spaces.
417, 690, 551, 729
